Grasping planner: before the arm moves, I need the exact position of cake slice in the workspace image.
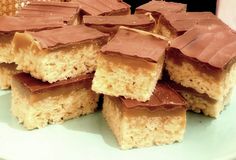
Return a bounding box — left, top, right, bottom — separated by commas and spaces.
165, 25, 236, 117
158, 12, 228, 39
92, 27, 168, 102
103, 83, 187, 149
83, 13, 155, 36
13, 25, 109, 83
135, 1, 186, 22
17, 1, 80, 25
11, 72, 99, 130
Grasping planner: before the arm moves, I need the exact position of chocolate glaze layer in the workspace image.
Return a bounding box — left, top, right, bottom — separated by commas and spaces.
72, 0, 130, 16
0, 16, 64, 34
13, 72, 93, 94
120, 82, 186, 111
83, 14, 155, 34
101, 27, 168, 62
28, 25, 109, 49
17, 1, 80, 23
136, 1, 186, 17
160, 12, 228, 35
170, 25, 236, 69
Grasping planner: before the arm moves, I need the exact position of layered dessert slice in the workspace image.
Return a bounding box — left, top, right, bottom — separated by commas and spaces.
72, 0, 130, 17
11, 72, 99, 130
83, 13, 155, 36
13, 25, 109, 83
92, 27, 168, 102
165, 26, 236, 117
103, 83, 187, 149
0, 15, 64, 89
135, 1, 186, 22
17, 1, 80, 25
158, 12, 228, 39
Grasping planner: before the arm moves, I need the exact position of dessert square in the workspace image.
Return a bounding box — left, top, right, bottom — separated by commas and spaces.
135, 1, 186, 23
158, 12, 228, 39
0, 15, 64, 64
92, 27, 168, 102
13, 25, 109, 83
83, 13, 155, 36
103, 83, 186, 149
11, 73, 99, 130
168, 80, 233, 118
165, 26, 236, 117
0, 63, 20, 90
16, 1, 80, 25
71, 0, 130, 17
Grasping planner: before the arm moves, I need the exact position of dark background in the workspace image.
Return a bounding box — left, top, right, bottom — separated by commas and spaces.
124, 0, 217, 14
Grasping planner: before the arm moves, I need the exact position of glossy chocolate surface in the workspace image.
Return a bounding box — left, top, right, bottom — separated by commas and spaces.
13, 72, 93, 94
136, 1, 186, 16
101, 27, 168, 62
17, 1, 80, 23
120, 82, 186, 111
170, 25, 236, 69
28, 25, 109, 49
161, 12, 227, 34
72, 0, 130, 16
0, 16, 64, 34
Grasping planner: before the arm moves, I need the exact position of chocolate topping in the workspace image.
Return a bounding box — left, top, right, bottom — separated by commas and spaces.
27, 25, 109, 49
17, 1, 80, 23
13, 72, 93, 94
83, 14, 154, 26
0, 16, 64, 34
161, 12, 227, 35
83, 14, 155, 34
170, 25, 236, 69
101, 27, 168, 62
72, 0, 130, 16
136, 1, 186, 16
120, 82, 186, 111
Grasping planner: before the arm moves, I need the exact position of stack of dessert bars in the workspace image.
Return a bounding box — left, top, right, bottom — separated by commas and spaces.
0, 0, 235, 150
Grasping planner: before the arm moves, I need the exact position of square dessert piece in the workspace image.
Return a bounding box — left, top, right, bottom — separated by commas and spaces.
103, 83, 187, 149
92, 27, 168, 102
17, 1, 80, 25
83, 13, 155, 36
135, 1, 186, 22
165, 26, 236, 117
0, 15, 64, 89
71, 0, 130, 18
13, 25, 109, 83
0, 63, 20, 89
158, 12, 228, 39
11, 73, 99, 130
0, 0, 28, 16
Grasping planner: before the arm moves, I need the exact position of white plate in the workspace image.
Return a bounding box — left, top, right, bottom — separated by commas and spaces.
0, 89, 236, 160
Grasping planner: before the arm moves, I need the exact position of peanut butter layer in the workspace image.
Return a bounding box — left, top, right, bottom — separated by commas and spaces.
160, 12, 228, 36
101, 27, 168, 62
26, 25, 109, 50
135, 1, 186, 18
120, 82, 186, 112
169, 25, 236, 69
0, 16, 64, 34
72, 0, 130, 16
13, 72, 93, 94
83, 14, 155, 34
17, 1, 80, 23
